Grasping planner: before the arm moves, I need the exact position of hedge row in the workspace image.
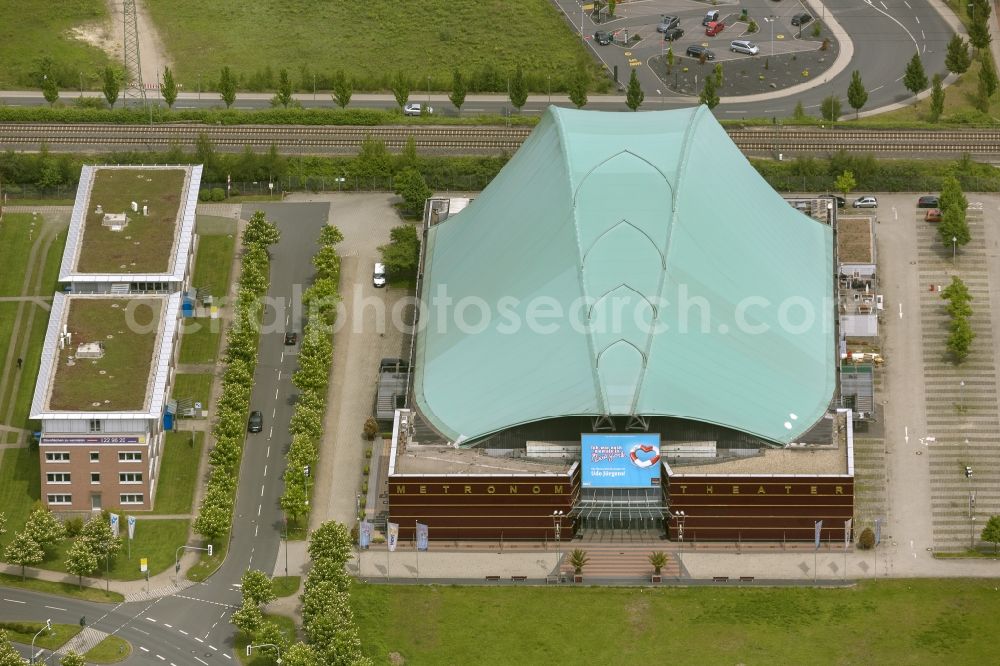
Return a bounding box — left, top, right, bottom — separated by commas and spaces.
192, 212, 280, 545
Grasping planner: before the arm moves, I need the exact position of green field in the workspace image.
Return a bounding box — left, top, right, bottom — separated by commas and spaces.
0, 572, 123, 603
0, 214, 36, 295
45, 519, 190, 581
0, 447, 40, 550
152, 431, 203, 515
179, 318, 224, 364
2, 621, 81, 650
271, 575, 301, 599
144, 0, 602, 93
171, 374, 213, 411
39, 228, 68, 295
192, 231, 236, 298
351, 580, 1000, 664
84, 634, 131, 663
0, 0, 111, 89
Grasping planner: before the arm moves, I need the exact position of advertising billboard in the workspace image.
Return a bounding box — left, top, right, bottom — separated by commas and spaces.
581, 434, 661, 488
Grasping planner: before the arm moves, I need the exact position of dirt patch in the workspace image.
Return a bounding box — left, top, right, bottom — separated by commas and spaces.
71, 0, 171, 86
388, 652, 406, 665
69, 21, 121, 61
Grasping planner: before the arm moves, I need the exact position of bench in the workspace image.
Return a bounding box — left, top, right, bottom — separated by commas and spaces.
511, 575, 528, 583
546, 574, 559, 584
485, 575, 501, 582
740, 576, 755, 582
712, 576, 729, 583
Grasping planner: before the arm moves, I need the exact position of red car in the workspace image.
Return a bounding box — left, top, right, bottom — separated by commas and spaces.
705, 21, 725, 36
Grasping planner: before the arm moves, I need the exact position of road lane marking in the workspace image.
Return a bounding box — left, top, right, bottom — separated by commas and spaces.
871, 84, 885, 92
3, 599, 25, 604
224, 656, 232, 660
44, 605, 67, 611
904, 0, 911, 6
266, 446, 270, 457
132, 628, 150, 636
258, 504, 262, 517
146, 617, 157, 623
882, 1, 888, 7
255, 524, 259, 537
195, 658, 209, 666
157, 656, 166, 662
140, 647, 150, 653
274, 388, 279, 400
921, 30, 925, 40
210, 645, 218, 651
163, 623, 172, 628
179, 629, 188, 635
264, 464, 267, 477
914, 16, 919, 24
899, 303, 903, 319
195, 637, 204, 643
905, 426, 909, 443
261, 485, 265, 497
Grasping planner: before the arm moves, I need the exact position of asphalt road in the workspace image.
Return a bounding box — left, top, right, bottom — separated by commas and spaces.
0, 204, 328, 664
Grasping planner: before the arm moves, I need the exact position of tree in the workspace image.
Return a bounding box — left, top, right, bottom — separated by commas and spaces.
939, 176, 968, 215
568, 66, 588, 108
975, 75, 991, 113
820, 95, 841, 121
219, 66, 237, 108
393, 168, 432, 216
275, 69, 293, 108
80, 515, 121, 562
161, 66, 178, 108
929, 73, 945, 123
648, 551, 668, 575
968, 20, 991, 51
942, 275, 973, 318
902, 53, 928, 96
194, 500, 230, 542
939, 204, 971, 249
331, 70, 352, 109
857, 527, 875, 550
308, 521, 354, 565
699, 75, 720, 110
625, 69, 644, 111
945, 34, 971, 75
102, 66, 120, 108
979, 52, 998, 100
241, 569, 275, 607
0, 512, 6, 537
42, 75, 58, 105
449, 69, 466, 114
0, 630, 26, 666
509, 63, 527, 111
847, 70, 868, 118
982, 515, 1000, 554
282, 642, 320, 666
319, 225, 344, 247
834, 170, 856, 199
391, 71, 411, 110
398, 135, 418, 169
24, 507, 66, 553
280, 480, 309, 524
793, 100, 807, 120
244, 210, 280, 248
713, 63, 723, 88
4, 531, 43, 580
569, 549, 589, 575
378, 224, 420, 280
231, 599, 264, 638
947, 315, 975, 363
65, 538, 98, 589
60, 652, 86, 666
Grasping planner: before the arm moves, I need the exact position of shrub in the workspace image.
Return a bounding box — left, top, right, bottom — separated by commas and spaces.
63, 516, 84, 537
199, 189, 211, 202
857, 527, 875, 550
362, 417, 378, 441
210, 187, 226, 202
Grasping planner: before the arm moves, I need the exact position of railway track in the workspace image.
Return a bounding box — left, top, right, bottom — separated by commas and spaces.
4, 123, 1000, 157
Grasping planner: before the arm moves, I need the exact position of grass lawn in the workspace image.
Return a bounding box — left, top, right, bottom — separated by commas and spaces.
84, 635, 131, 664
271, 575, 300, 598
43, 519, 190, 581
152, 431, 203, 515
0, 214, 36, 295
171, 374, 213, 410
234, 613, 297, 665
38, 227, 68, 296
144, 0, 602, 92
186, 528, 229, 583
48, 298, 161, 412
77, 168, 188, 273
0, 0, 111, 88
193, 232, 235, 297
0, 573, 123, 603
7, 303, 51, 430
2, 621, 81, 650
351, 579, 1000, 663
0, 302, 17, 403
0, 447, 40, 550
196, 215, 238, 236
179, 318, 223, 364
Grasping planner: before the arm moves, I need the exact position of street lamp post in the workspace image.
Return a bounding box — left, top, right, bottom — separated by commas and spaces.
174, 544, 212, 585
30, 619, 51, 665
953, 236, 958, 264
764, 16, 775, 59
675, 510, 686, 550
552, 510, 564, 576
960, 380, 966, 412
247, 643, 282, 663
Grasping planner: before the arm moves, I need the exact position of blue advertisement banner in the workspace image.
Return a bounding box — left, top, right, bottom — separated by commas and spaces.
581, 434, 662, 488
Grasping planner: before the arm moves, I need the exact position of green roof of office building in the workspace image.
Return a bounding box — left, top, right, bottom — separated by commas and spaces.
414, 106, 835, 446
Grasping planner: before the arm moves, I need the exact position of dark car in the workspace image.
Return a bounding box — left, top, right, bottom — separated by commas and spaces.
663, 26, 684, 41
248, 410, 263, 433
284, 331, 297, 345
594, 31, 613, 45
685, 45, 715, 60
791, 12, 812, 26
657, 15, 680, 32
917, 195, 939, 208
821, 194, 846, 208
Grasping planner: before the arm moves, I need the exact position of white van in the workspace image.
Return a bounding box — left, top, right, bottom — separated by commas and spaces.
373, 262, 386, 288
730, 40, 759, 55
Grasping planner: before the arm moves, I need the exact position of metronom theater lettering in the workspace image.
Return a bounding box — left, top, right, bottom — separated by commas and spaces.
394, 484, 568, 495
673, 483, 847, 495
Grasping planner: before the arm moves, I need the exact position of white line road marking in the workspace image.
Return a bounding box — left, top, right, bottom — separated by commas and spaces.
914, 16, 919, 24
923, 43, 927, 53
255, 524, 259, 537
163, 623, 172, 628
871, 84, 885, 92
224, 655, 232, 660
44, 605, 66, 611
905, 426, 909, 443
274, 387, 279, 400
921, 30, 925, 40
203, 631, 211, 639
140, 647, 150, 653
266, 446, 270, 457
263, 464, 267, 477
895, 75, 903, 82
904, 0, 911, 7
258, 504, 262, 517
261, 485, 265, 497
267, 426, 273, 438
893, 206, 898, 221
722, 110, 748, 114
209, 645, 218, 651
763, 108, 784, 113
133, 628, 150, 636
899, 303, 903, 319
146, 617, 157, 623
3, 599, 25, 604
157, 656, 166, 662
179, 629, 188, 635
881, 0, 887, 7
195, 637, 204, 643
285, 313, 289, 326
196, 658, 209, 666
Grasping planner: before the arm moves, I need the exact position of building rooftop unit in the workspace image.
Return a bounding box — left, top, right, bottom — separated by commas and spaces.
59, 165, 201, 285
30, 293, 180, 420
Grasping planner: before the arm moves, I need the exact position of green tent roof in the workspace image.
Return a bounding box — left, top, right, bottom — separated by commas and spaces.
414, 106, 835, 446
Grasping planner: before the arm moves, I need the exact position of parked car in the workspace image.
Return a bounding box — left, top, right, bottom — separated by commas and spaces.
852, 196, 878, 208
663, 26, 685, 41
284, 331, 298, 345
925, 208, 942, 223
705, 21, 725, 36
685, 44, 716, 60
703, 9, 720, 26
403, 102, 432, 116
657, 15, 680, 32
730, 40, 759, 55
248, 411, 263, 433
821, 194, 846, 208
594, 31, 613, 45
791, 12, 812, 26
917, 195, 939, 208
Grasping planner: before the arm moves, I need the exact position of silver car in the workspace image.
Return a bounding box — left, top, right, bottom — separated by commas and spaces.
852, 196, 878, 208
403, 102, 432, 116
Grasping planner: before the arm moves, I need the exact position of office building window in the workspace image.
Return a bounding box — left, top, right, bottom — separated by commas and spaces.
47, 494, 72, 505
46, 472, 71, 484
88, 419, 102, 433
119, 472, 143, 484
91, 473, 101, 484
90, 451, 100, 462
120, 494, 143, 504
118, 451, 142, 462
45, 452, 70, 463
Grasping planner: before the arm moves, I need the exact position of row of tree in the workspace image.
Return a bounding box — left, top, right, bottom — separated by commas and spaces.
193, 212, 280, 545
942, 276, 975, 364
279, 225, 342, 526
